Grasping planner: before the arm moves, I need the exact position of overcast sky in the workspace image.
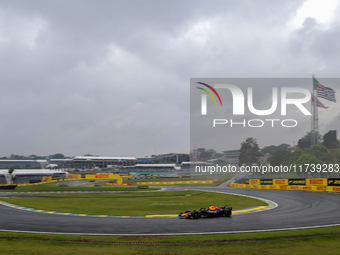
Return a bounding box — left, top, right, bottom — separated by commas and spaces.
0, 0, 340, 157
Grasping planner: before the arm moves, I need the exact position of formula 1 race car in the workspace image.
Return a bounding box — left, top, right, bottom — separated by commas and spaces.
178, 205, 232, 219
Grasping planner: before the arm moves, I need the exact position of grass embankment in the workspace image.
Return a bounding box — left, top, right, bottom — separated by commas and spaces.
128, 174, 232, 186
1, 190, 265, 216
0, 181, 159, 192
1, 227, 340, 254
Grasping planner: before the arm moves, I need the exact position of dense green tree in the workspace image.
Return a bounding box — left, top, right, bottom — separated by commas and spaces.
293, 153, 326, 177
10, 154, 27, 160
327, 140, 340, 149
289, 149, 303, 164
277, 143, 291, 151
310, 144, 327, 154
294, 154, 324, 166
309, 144, 334, 163
267, 150, 291, 166
49, 153, 65, 159
260, 145, 277, 156
328, 148, 340, 164
261, 143, 291, 156
239, 137, 262, 166
29, 155, 45, 160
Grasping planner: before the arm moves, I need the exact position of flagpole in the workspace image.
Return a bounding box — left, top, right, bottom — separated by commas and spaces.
311, 77, 334, 147
311, 76, 318, 146
311, 92, 313, 147
311, 76, 314, 147
315, 94, 319, 145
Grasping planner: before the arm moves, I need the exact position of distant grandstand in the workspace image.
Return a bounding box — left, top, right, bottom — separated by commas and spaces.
0, 169, 66, 184
0, 159, 47, 169
117, 164, 176, 173
50, 156, 137, 169
180, 162, 208, 171
0, 153, 189, 172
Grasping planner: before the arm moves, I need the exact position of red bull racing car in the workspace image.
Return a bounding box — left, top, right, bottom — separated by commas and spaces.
178, 205, 232, 219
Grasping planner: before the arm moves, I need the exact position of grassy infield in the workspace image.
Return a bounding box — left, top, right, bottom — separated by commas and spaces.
1, 190, 267, 216
0, 178, 339, 254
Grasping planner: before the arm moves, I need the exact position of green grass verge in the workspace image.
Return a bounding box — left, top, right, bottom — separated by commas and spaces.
0, 227, 340, 254
1, 190, 266, 216
0, 181, 160, 192
127, 174, 231, 186
1, 226, 340, 243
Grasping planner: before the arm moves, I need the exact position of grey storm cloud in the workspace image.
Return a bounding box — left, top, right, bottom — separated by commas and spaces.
0, 0, 339, 157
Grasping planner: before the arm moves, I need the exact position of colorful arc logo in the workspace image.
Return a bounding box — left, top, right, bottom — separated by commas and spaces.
196, 82, 223, 106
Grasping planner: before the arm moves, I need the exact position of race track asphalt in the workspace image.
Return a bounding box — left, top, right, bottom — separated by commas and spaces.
0, 186, 340, 235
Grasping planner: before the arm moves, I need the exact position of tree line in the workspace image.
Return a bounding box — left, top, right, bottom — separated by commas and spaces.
238, 136, 340, 170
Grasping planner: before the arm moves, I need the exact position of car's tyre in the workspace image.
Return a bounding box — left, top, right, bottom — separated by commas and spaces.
225, 210, 232, 217
192, 211, 200, 219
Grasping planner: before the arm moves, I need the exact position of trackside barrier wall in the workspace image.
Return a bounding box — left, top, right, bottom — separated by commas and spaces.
249, 179, 260, 185
260, 179, 273, 185
229, 183, 340, 193
15, 180, 59, 186
65, 174, 127, 179
2, 174, 125, 187
85, 174, 123, 185
137, 180, 214, 185
65, 173, 123, 185
243, 178, 339, 187
273, 179, 288, 185
306, 178, 327, 186
288, 179, 306, 185
328, 178, 340, 186
106, 183, 132, 186
66, 174, 81, 179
